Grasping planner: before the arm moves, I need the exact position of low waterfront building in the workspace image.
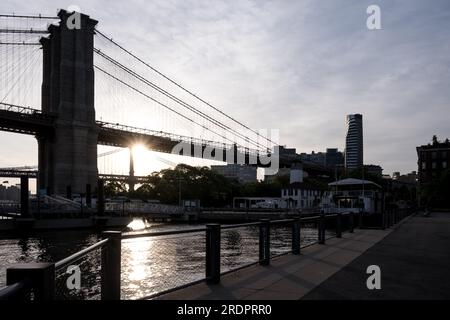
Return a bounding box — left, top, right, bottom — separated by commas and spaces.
416, 137, 450, 185
232, 197, 287, 209
326, 178, 383, 213
280, 163, 327, 209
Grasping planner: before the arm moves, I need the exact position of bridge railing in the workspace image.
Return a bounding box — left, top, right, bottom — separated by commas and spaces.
1, 208, 414, 300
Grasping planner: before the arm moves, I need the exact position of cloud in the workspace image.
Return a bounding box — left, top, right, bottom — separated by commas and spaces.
0, 0, 449, 177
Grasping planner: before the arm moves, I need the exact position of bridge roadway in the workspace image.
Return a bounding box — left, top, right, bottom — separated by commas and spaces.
156, 212, 450, 300
0, 102, 331, 173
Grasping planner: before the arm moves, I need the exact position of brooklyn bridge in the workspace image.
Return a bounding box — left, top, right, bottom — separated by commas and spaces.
0, 10, 329, 200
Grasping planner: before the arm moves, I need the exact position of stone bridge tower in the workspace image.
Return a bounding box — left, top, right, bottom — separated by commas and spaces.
38, 10, 98, 195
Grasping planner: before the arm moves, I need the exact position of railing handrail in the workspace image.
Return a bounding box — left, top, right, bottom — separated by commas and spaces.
0, 278, 32, 301
221, 222, 261, 230
121, 213, 353, 240
55, 238, 109, 269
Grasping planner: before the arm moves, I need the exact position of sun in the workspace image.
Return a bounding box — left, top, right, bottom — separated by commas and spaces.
131, 144, 147, 159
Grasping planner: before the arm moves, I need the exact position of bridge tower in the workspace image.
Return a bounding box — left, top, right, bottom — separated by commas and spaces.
38, 10, 98, 195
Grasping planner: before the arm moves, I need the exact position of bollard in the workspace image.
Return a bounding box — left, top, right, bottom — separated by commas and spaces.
7, 263, 55, 300
349, 212, 354, 233
292, 219, 301, 255
259, 219, 270, 265
206, 224, 221, 284
336, 212, 342, 238
101, 231, 122, 300
318, 214, 325, 244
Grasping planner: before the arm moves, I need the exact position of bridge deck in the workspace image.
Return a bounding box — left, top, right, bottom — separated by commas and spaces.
155, 226, 394, 300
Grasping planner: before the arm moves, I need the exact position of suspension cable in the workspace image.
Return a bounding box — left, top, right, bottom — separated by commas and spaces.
95, 28, 276, 146
94, 64, 247, 150
94, 48, 267, 151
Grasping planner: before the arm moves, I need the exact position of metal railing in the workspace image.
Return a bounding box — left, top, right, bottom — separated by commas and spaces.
0, 208, 414, 300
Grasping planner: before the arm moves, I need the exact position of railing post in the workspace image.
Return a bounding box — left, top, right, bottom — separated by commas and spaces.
292, 218, 301, 255
349, 212, 354, 233
101, 231, 121, 300
206, 224, 221, 284
318, 214, 325, 244
7, 263, 55, 300
336, 212, 342, 238
259, 219, 270, 265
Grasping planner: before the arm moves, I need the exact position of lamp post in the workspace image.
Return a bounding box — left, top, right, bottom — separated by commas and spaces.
334, 164, 344, 212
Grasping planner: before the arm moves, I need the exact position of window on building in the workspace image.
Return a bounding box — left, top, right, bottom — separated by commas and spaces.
443, 161, 447, 169
432, 152, 437, 159
432, 162, 437, 169
443, 151, 448, 158
422, 162, 426, 170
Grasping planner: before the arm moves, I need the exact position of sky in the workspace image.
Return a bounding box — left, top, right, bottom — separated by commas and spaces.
1, 0, 450, 185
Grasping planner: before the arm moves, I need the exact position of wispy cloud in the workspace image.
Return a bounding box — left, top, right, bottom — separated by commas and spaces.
1, 0, 449, 176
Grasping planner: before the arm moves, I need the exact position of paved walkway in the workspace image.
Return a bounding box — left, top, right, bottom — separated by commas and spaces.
303, 211, 450, 299
157, 225, 395, 300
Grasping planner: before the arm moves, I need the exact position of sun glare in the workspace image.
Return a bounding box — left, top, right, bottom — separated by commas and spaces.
127, 218, 147, 231
132, 144, 147, 159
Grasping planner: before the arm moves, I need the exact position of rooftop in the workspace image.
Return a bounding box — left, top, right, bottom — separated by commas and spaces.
328, 178, 381, 189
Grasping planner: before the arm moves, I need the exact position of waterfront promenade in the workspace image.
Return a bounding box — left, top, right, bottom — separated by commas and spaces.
157, 212, 450, 300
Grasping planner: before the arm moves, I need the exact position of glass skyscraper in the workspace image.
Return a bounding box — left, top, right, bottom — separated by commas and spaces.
345, 114, 363, 170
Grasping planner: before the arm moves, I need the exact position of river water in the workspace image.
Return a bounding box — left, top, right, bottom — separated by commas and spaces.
0, 219, 323, 299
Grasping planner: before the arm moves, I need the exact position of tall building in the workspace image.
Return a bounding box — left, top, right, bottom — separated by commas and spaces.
364, 164, 383, 178
299, 148, 344, 168
299, 151, 326, 165
211, 164, 257, 184
325, 148, 344, 167
0, 184, 21, 201
345, 114, 363, 170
